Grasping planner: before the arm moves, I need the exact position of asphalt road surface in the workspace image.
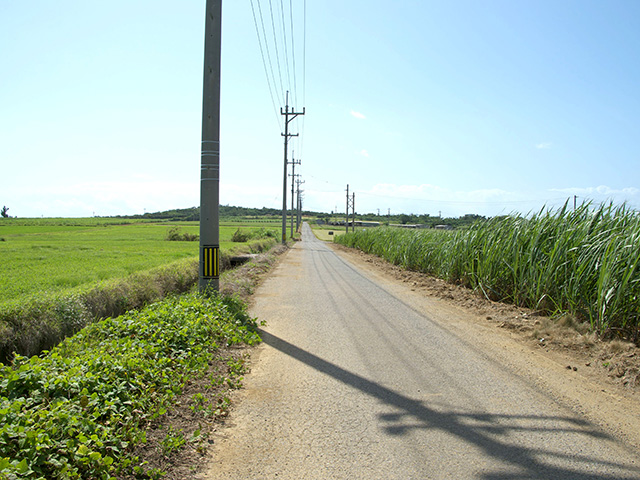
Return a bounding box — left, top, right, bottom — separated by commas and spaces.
202, 223, 640, 479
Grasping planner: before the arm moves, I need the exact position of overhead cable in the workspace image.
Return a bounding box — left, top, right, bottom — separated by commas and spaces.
250, 0, 281, 130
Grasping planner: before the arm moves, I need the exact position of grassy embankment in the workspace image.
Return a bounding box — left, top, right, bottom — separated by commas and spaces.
0, 218, 279, 362
0, 292, 260, 479
335, 202, 640, 341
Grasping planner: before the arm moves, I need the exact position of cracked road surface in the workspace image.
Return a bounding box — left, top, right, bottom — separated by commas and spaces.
201, 223, 640, 479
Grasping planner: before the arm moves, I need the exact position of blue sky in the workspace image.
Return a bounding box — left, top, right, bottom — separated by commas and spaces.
1, 0, 639, 218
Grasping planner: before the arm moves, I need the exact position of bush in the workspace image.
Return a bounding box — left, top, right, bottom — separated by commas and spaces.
231, 228, 251, 243
165, 227, 198, 242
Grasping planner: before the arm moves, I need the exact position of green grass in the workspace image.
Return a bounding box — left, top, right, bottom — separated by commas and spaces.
0, 218, 141, 228
0, 222, 195, 305
0, 219, 279, 307
0, 293, 260, 480
336, 202, 640, 339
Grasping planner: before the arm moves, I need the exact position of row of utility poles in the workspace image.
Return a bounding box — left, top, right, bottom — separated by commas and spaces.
281, 92, 305, 244
198, 0, 306, 293
198, 2, 583, 296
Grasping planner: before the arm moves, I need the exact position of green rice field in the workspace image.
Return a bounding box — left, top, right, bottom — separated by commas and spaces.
0, 218, 279, 307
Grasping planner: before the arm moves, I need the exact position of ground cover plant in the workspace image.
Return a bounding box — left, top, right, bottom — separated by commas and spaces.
335, 202, 640, 341
0, 292, 260, 480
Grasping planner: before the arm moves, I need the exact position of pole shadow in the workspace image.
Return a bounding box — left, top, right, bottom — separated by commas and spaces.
260, 329, 640, 480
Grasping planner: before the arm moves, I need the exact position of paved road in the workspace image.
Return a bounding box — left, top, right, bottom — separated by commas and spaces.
202, 224, 640, 479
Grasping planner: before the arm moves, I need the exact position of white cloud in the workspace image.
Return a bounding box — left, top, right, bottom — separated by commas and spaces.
360, 149, 370, 157
539, 186, 640, 213
350, 110, 366, 119
549, 185, 640, 198
536, 142, 552, 149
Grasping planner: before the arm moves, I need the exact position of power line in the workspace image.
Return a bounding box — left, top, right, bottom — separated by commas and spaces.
256, 1, 281, 105
250, 0, 307, 169
289, 0, 299, 109
302, 0, 306, 107
299, 0, 307, 159
279, 0, 292, 104
267, 0, 285, 103
287, 0, 301, 156
250, 0, 281, 130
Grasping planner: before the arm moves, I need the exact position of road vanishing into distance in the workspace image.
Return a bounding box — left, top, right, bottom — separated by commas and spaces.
201, 224, 640, 480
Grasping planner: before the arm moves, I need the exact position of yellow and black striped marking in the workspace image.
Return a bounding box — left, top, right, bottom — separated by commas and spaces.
202, 245, 219, 278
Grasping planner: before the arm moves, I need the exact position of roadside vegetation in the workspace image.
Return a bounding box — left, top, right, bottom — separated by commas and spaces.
0, 210, 286, 478
0, 219, 280, 362
335, 202, 640, 342
0, 292, 260, 479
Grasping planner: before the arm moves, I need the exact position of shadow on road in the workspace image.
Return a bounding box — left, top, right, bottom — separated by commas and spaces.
260, 329, 640, 480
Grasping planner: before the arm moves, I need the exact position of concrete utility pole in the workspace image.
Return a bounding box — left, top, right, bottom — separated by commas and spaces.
289, 152, 301, 237
281, 92, 305, 244
351, 192, 356, 232
199, 0, 222, 294
345, 184, 350, 233
296, 177, 305, 231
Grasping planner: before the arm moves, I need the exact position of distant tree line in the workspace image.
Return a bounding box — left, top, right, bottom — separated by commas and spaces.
120, 207, 200, 221
121, 205, 314, 222
120, 205, 486, 229
317, 211, 487, 229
